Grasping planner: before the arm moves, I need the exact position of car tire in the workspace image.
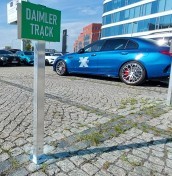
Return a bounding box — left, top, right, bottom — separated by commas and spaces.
45, 59, 49, 66
119, 61, 146, 86
55, 60, 68, 76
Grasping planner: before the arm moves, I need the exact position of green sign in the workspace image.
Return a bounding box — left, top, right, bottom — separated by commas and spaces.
18, 1, 61, 42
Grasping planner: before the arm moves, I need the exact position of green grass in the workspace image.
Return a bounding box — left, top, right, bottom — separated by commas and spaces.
78, 132, 103, 146
102, 161, 110, 170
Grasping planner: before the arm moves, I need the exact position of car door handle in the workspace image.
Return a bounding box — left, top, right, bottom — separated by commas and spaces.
91, 54, 96, 56
121, 52, 128, 55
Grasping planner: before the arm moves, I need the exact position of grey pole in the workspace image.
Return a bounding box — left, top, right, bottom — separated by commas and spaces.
167, 42, 172, 105
32, 40, 46, 164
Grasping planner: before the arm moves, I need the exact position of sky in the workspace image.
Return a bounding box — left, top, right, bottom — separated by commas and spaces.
0, 0, 103, 52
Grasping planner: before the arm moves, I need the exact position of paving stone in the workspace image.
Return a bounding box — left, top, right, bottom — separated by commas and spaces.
70, 155, 86, 166
56, 159, 75, 172
148, 156, 165, 166
164, 166, 172, 176
95, 170, 113, 176
11, 147, 24, 157
133, 166, 151, 176
0, 160, 12, 174
144, 161, 164, 173
100, 152, 119, 163
30, 171, 47, 176
81, 163, 99, 175
152, 150, 164, 158
116, 160, 133, 171
0, 153, 10, 162
15, 154, 30, 165
45, 163, 60, 175
68, 168, 89, 176
132, 149, 148, 160
166, 159, 172, 168
107, 165, 127, 176
8, 168, 29, 176
1, 141, 15, 150
26, 163, 40, 172
14, 138, 28, 146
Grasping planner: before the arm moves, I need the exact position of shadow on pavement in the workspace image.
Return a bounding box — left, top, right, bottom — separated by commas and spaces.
41, 137, 172, 162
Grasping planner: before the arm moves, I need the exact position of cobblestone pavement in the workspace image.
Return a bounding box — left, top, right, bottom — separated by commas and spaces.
0, 66, 172, 176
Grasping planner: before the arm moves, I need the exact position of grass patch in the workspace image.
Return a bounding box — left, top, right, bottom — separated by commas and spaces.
41, 163, 48, 173
78, 132, 103, 146
102, 161, 110, 170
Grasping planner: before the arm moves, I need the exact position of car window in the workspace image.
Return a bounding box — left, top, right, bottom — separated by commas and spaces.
0, 50, 13, 54
84, 40, 105, 52
45, 53, 51, 56
125, 40, 138, 49
54, 53, 62, 56
101, 39, 128, 51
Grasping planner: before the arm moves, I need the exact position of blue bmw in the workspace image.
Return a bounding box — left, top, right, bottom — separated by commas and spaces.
53, 37, 172, 86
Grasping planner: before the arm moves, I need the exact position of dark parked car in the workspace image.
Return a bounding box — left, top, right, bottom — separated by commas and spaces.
8, 49, 21, 54
0, 50, 21, 66
53, 37, 172, 86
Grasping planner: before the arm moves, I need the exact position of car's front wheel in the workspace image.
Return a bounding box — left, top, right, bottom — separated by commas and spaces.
55, 60, 68, 76
119, 61, 146, 86
45, 59, 49, 66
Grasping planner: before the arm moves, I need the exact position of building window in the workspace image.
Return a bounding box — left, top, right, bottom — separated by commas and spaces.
165, 0, 172, 11
158, 0, 166, 12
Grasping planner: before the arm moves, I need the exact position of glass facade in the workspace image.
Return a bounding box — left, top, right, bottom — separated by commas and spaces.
102, 0, 172, 38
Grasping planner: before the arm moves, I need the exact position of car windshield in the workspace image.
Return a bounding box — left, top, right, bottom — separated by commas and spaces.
45, 53, 52, 56
24, 51, 33, 55
0, 50, 13, 54
54, 53, 62, 56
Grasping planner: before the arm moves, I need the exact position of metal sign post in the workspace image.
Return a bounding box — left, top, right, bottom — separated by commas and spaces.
32, 41, 45, 164
17, 1, 61, 164
167, 42, 172, 105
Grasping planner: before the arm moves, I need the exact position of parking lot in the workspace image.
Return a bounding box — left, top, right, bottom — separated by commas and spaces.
1, 66, 172, 176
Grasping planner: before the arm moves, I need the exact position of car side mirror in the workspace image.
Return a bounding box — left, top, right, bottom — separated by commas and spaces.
78, 48, 85, 54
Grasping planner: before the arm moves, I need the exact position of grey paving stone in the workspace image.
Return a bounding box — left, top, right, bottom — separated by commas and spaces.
100, 152, 119, 163
133, 166, 151, 176
95, 170, 113, 176
81, 163, 99, 175
107, 165, 127, 176
148, 156, 165, 166
164, 166, 172, 176
11, 147, 24, 157
152, 150, 164, 158
0, 160, 12, 174
132, 149, 148, 160
8, 168, 29, 176
26, 163, 41, 172
30, 171, 47, 176
166, 159, 172, 168
0, 153, 9, 162
68, 168, 89, 176
70, 155, 86, 166
56, 159, 75, 172
116, 160, 133, 171
144, 161, 164, 173
45, 163, 60, 175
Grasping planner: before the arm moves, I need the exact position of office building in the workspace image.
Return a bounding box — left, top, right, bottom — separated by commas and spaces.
102, 0, 172, 43
74, 23, 102, 52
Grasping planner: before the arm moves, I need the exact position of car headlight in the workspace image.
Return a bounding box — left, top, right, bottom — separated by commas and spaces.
0, 57, 8, 61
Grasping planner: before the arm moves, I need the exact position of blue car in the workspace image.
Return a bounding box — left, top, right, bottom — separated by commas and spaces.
53, 37, 171, 86
16, 51, 34, 65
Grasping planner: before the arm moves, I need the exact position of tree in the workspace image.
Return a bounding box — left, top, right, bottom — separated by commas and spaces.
23, 40, 32, 51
